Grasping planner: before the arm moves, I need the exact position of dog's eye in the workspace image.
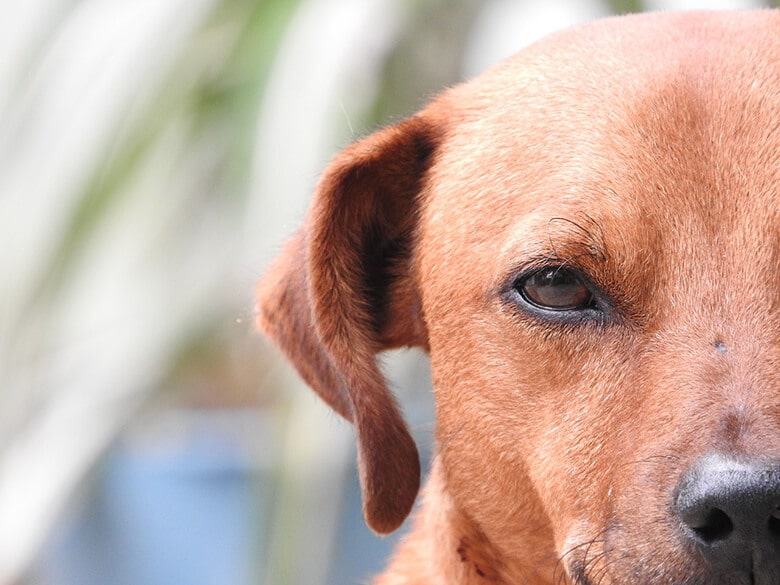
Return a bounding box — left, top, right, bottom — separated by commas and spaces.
517, 267, 594, 311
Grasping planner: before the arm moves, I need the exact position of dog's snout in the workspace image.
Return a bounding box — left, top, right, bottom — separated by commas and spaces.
675, 454, 780, 577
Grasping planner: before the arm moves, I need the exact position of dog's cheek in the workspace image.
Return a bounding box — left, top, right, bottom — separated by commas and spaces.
519, 344, 640, 537
426, 332, 556, 562
428, 314, 632, 561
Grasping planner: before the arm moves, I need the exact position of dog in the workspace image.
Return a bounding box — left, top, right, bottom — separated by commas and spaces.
257, 10, 780, 584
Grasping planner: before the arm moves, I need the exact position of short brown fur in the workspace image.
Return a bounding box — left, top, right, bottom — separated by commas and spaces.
257, 10, 780, 584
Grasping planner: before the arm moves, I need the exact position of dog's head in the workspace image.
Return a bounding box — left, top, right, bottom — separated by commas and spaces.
258, 10, 780, 584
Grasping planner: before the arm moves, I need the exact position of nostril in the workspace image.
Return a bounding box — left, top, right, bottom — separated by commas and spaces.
689, 507, 734, 543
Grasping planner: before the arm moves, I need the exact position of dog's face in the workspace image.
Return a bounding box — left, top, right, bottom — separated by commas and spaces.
258, 11, 780, 584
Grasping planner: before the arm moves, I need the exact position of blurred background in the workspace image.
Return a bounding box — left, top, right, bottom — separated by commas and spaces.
1, 0, 775, 583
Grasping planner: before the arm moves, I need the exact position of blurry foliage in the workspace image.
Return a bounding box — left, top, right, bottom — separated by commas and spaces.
371, 0, 487, 122
0, 1, 304, 580
606, 0, 645, 13
50, 1, 283, 316
47, 0, 303, 407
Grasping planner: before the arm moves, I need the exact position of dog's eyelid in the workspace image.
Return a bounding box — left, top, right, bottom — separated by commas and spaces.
498, 262, 615, 325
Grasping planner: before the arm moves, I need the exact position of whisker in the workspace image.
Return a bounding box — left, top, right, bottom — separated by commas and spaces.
547, 215, 607, 262
543, 528, 611, 585
431, 421, 466, 466
588, 550, 629, 585
618, 453, 681, 470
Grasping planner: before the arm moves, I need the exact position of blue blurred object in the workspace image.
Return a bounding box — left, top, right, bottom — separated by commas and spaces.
35, 410, 269, 585
329, 452, 431, 585
33, 353, 434, 585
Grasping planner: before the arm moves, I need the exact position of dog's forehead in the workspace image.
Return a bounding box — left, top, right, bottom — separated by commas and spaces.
414, 10, 780, 336
420, 11, 780, 293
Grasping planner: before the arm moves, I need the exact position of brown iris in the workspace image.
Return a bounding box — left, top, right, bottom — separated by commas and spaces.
519, 267, 594, 311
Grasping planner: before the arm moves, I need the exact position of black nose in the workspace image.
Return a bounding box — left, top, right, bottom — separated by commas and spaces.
674, 454, 780, 576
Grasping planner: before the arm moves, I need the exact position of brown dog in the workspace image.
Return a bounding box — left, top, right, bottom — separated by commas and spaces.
257, 10, 780, 584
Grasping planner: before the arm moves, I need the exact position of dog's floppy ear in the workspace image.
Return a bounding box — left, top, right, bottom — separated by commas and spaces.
257, 114, 440, 534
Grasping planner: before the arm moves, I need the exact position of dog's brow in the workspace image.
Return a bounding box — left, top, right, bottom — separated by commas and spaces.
502, 215, 610, 275
497, 214, 611, 286
544, 215, 608, 263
